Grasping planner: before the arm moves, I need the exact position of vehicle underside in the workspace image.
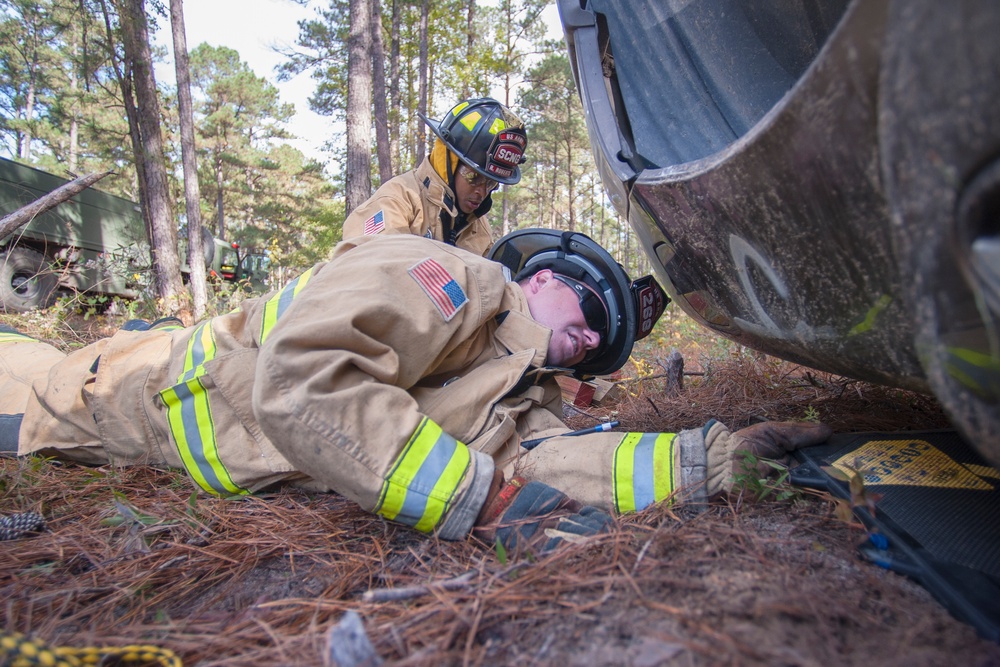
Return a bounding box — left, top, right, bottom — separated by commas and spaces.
559, 0, 1000, 465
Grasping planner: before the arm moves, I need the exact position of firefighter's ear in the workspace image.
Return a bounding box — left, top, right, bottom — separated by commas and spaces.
523, 269, 554, 295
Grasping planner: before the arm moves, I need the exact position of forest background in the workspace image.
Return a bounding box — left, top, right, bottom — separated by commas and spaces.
0, 0, 654, 320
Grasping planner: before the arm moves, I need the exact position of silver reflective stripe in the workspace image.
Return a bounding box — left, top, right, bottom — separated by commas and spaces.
180, 322, 210, 382
629, 433, 662, 510
172, 379, 230, 494
394, 432, 459, 526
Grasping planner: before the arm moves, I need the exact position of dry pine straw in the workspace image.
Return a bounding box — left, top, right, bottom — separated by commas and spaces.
0, 355, 995, 666
571, 352, 953, 435
2, 459, 999, 667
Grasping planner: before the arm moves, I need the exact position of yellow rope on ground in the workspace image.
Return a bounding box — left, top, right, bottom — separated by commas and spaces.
0, 632, 182, 667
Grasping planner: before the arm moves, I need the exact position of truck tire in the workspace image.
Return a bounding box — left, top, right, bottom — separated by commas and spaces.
0, 247, 59, 312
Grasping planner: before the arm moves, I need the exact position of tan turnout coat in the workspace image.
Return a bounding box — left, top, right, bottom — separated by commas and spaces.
341, 158, 493, 256
1, 235, 681, 540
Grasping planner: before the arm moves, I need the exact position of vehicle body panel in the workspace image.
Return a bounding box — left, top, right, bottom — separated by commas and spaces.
559, 0, 1000, 462
0, 157, 146, 299
0, 158, 270, 309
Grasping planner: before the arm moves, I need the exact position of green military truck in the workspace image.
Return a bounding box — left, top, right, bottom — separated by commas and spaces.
0, 158, 268, 311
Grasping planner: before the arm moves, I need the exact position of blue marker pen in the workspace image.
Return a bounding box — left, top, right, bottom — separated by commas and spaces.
521, 421, 620, 450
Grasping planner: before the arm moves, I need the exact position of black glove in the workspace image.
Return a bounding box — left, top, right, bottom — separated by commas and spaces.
473, 476, 612, 555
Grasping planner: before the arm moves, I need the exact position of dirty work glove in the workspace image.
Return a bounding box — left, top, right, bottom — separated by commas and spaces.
473, 475, 612, 555
702, 419, 832, 495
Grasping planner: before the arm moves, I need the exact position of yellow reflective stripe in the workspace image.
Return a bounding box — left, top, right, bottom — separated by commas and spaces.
613, 432, 677, 514
488, 117, 506, 134
179, 321, 214, 382
945, 346, 1000, 397
160, 378, 244, 496
459, 111, 482, 131
159, 321, 247, 496
260, 267, 315, 345
451, 101, 469, 116
376, 417, 471, 533
0, 332, 34, 344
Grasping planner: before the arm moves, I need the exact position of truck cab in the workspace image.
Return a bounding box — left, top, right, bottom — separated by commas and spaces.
210, 239, 269, 292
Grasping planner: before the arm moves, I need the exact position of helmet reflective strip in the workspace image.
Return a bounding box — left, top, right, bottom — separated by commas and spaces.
451, 101, 470, 116
613, 432, 676, 513
376, 417, 471, 533
459, 111, 482, 131
159, 321, 248, 496
260, 267, 315, 345
488, 118, 506, 135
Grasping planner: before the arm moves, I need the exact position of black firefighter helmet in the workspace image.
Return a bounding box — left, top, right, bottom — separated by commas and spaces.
489, 228, 668, 378
420, 98, 528, 186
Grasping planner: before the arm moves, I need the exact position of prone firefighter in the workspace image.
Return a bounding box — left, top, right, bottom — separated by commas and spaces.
341, 98, 528, 256
0, 229, 830, 553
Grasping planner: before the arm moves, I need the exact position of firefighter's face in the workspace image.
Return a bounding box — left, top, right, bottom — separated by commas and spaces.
521, 269, 603, 367
454, 165, 498, 214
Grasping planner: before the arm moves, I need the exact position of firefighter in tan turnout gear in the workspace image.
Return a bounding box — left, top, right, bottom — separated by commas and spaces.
341, 97, 528, 256
0, 229, 830, 553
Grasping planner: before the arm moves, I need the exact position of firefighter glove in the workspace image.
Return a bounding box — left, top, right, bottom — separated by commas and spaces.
703, 419, 832, 495
473, 475, 612, 555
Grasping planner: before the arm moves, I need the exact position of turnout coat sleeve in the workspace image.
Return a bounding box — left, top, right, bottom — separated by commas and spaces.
252, 236, 503, 539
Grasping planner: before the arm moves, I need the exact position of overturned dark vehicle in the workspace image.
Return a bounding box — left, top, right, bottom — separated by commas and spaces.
558, 0, 1000, 466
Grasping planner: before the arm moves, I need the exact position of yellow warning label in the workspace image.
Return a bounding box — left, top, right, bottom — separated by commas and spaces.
967, 464, 1000, 481
832, 439, 994, 491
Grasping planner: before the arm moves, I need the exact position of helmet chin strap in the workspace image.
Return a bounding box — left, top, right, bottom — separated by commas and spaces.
445, 148, 456, 192
440, 149, 458, 244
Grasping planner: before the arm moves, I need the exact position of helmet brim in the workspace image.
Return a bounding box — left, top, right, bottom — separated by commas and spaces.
489, 228, 636, 377
419, 112, 522, 186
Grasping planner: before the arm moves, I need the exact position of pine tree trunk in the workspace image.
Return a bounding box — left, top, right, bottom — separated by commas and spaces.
118, 0, 184, 314
463, 0, 475, 98
566, 135, 575, 232
415, 0, 429, 165
370, 0, 392, 184
68, 30, 80, 174
389, 0, 401, 171
346, 0, 373, 215
215, 158, 226, 240
170, 0, 206, 321
19, 78, 35, 160
97, 0, 149, 237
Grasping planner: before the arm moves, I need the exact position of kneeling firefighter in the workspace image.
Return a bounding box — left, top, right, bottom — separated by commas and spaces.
341, 97, 529, 256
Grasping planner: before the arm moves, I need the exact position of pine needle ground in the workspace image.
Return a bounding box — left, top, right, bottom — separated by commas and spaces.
1, 314, 997, 666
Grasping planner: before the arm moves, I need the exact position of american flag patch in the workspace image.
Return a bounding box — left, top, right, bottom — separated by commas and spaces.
408, 258, 467, 321
364, 210, 385, 235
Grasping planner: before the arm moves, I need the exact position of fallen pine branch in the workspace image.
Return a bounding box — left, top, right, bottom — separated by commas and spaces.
361, 570, 476, 603
617, 371, 705, 385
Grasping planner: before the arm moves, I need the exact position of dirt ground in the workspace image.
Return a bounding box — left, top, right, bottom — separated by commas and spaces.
2, 317, 1000, 666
